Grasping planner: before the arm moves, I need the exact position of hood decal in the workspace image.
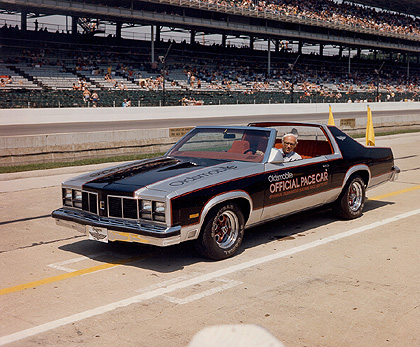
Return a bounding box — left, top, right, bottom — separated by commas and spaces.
167, 164, 238, 187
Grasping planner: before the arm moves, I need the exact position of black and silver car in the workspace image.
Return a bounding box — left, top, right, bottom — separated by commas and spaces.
52, 122, 399, 259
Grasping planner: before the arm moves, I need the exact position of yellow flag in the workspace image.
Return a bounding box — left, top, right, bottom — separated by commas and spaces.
328, 105, 335, 126
366, 106, 375, 146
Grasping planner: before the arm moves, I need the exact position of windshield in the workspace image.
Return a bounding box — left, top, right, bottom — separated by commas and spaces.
167, 128, 271, 163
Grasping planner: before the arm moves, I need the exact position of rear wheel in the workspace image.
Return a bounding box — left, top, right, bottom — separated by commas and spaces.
333, 175, 366, 219
195, 203, 245, 260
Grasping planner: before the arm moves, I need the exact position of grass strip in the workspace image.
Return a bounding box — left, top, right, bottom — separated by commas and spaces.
0, 152, 165, 174
351, 128, 420, 138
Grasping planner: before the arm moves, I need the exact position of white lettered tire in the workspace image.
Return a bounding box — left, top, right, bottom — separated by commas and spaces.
333, 175, 366, 219
195, 203, 245, 260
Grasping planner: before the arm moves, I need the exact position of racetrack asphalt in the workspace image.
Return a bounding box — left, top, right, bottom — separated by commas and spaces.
2, 109, 419, 136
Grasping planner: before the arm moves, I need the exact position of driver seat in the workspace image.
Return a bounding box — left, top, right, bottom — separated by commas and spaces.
228, 140, 250, 154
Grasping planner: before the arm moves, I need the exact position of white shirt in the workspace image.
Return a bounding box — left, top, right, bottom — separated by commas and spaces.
280, 149, 302, 162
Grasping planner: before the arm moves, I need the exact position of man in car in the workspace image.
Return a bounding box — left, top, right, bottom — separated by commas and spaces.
281, 133, 302, 162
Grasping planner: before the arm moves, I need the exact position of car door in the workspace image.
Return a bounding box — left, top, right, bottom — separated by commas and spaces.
261, 155, 334, 221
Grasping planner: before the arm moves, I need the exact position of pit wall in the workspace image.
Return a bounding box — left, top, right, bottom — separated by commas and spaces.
2, 102, 420, 125
1, 102, 420, 166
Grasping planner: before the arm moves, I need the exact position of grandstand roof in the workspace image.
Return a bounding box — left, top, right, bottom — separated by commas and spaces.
351, 0, 420, 17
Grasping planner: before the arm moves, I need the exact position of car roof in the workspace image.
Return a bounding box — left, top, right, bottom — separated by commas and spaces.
248, 121, 325, 128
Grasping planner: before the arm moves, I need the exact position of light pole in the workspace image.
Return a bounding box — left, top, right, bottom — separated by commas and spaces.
375, 61, 385, 102
288, 54, 300, 103
159, 43, 172, 106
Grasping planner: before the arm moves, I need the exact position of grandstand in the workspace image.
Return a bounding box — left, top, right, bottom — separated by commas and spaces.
1, 0, 420, 108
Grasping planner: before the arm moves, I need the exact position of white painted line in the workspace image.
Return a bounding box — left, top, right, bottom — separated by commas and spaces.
1, 208, 419, 346
47, 252, 116, 273
135, 273, 202, 294
163, 278, 243, 305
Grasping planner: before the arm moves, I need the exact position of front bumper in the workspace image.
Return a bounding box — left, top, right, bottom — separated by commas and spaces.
52, 208, 182, 247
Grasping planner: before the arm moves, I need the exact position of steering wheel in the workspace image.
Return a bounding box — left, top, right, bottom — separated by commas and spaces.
244, 149, 256, 154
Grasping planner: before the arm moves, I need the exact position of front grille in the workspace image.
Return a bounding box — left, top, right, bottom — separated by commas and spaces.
81, 191, 98, 214
123, 199, 138, 219
108, 196, 139, 220
108, 196, 122, 217
64, 190, 165, 223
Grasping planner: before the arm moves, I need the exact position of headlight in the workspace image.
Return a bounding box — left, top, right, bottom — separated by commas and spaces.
63, 188, 73, 206
153, 201, 166, 222
139, 199, 166, 222
73, 190, 83, 208
140, 200, 152, 219
63, 188, 83, 208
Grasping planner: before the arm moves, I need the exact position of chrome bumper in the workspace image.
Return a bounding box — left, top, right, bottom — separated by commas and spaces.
391, 165, 400, 181
52, 208, 182, 247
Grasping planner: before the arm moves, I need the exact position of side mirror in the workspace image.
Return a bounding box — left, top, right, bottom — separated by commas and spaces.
268, 148, 284, 164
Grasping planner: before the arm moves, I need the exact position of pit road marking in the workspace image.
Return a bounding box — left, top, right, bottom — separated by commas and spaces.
0, 185, 419, 296
1, 208, 420, 346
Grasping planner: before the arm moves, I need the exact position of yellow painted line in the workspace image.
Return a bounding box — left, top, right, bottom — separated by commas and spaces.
0, 255, 145, 296
369, 184, 420, 201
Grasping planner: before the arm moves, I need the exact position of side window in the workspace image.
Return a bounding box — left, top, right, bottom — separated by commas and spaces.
273, 126, 333, 159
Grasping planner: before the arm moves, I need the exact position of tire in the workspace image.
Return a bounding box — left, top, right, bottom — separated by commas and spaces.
333, 175, 366, 219
195, 203, 245, 260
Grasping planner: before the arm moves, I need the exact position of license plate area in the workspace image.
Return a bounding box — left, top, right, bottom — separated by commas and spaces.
87, 225, 108, 243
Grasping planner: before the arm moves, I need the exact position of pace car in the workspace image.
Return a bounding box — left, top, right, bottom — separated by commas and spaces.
52, 122, 399, 259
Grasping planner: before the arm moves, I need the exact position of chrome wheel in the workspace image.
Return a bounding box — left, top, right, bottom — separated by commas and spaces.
333, 175, 365, 220
348, 180, 364, 212
212, 210, 240, 249
196, 203, 245, 260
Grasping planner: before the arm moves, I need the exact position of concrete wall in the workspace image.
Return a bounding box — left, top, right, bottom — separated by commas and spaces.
2, 102, 420, 166
2, 101, 420, 125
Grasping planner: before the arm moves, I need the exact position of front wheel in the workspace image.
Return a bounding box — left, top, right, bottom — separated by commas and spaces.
195, 203, 245, 260
333, 176, 366, 219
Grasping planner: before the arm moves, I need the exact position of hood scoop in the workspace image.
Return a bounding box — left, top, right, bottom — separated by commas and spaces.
91, 158, 179, 183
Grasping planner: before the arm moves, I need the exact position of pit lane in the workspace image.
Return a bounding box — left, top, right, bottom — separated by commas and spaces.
0, 132, 419, 346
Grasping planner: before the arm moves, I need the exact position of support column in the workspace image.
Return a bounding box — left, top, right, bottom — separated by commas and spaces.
222, 34, 226, 47
339, 46, 343, 58
151, 26, 155, 64
155, 25, 161, 42
298, 41, 303, 55
72, 16, 78, 35
319, 44, 324, 56
115, 22, 122, 39
190, 30, 196, 44
250, 36, 254, 50
357, 48, 361, 59
348, 47, 351, 75
407, 54, 410, 79
275, 39, 279, 53
21, 11, 27, 31
267, 39, 271, 76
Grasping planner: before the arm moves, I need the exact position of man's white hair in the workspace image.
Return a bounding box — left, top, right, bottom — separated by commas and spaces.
282, 133, 298, 143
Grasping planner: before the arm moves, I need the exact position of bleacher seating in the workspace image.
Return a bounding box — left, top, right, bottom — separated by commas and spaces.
1, 27, 419, 108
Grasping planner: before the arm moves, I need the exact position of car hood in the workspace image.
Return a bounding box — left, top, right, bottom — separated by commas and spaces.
64, 156, 249, 195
